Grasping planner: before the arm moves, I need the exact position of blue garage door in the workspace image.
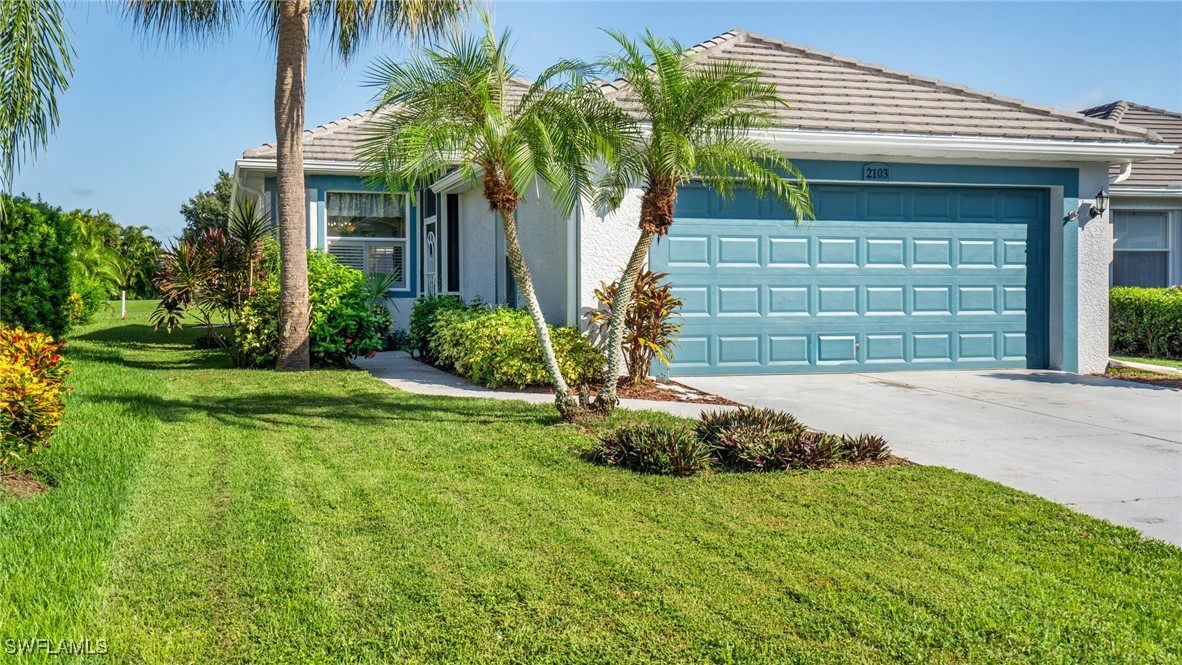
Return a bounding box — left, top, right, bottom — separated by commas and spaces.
651, 184, 1049, 375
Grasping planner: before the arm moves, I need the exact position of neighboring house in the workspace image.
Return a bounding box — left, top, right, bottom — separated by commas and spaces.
1082, 101, 1182, 287
233, 29, 1175, 377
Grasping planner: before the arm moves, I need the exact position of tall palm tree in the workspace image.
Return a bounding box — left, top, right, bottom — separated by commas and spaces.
124, 0, 464, 371
0, 0, 74, 201
360, 18, 631, 419
590, 31, 813, 413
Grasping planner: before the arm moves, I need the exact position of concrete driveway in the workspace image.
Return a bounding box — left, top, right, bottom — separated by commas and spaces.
678, 370, 1182, 546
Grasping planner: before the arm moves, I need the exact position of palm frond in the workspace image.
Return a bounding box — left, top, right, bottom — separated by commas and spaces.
310, 0, 466, 62
0, 0, 74, 195
122, 0, 240, 44
598, 30, 813, 224
360, 11, 625, 218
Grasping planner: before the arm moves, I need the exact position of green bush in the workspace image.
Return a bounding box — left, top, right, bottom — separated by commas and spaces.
234, 251, 385, 368
1110, 287, 1182, 359
0, 195, 73, 336
408, 294, 466, 361
429, 306, 604, 389
66, 278, 108, 326
594, 423, 713, 476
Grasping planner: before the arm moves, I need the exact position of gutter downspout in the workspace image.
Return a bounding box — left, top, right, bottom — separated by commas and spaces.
1110, 162, 1133, 186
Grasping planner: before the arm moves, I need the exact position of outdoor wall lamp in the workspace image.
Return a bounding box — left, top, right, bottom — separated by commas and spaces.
1089, 189, 1109, 218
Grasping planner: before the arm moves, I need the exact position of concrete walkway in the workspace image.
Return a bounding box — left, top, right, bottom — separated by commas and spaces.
679, 370, 1182, 546
352, 352, 731, 419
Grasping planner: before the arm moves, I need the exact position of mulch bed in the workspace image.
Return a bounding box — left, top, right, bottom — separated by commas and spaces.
613, 379, 741, 406
830, 455, 917, 470
1103, 366, 1182, 390
413, 357, 740, 406
1, 471, 48, 499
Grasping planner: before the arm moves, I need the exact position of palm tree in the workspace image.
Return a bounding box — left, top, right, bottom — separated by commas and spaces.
124, 0, 464, 371
360, 17, 631, 419
589, 31, 813, 413
0, 0, 74, 200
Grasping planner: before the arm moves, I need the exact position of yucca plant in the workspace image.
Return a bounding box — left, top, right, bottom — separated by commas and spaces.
151, 228, 251, 343
586, 269, 682, 385
589, 31, 813, 414
228, 197, 274, 294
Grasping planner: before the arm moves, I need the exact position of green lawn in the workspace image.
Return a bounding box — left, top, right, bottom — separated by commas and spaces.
2, 302, 1180, 663
1112, 355, 1182, 370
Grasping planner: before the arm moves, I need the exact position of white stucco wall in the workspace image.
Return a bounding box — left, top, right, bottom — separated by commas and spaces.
459, 189, 499, 304
1077, 164, 1113, 374
456, 182, 570, 324
514, 185, 569, 324
576, 189, 644, 323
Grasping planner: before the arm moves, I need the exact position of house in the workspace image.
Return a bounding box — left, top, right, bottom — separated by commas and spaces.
233, 29, 1175, 377
1082, 101, 1182, 287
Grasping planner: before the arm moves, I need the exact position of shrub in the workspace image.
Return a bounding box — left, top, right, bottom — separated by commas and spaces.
0, 325, 71, 469
408, 294, 466, 362
385, 327, 411, 352
67, 278, 108, 326
429, 305, 487, 371
1110, 287, 1182, 359
0, 195, 73, 337
696, 407, 806, 447
698, 408, 867, 471
234, 251, 385, 368
838, 433, 891, 463
595, 423, 712, 476
586, 269, 683, 384
429, 306, 604, 388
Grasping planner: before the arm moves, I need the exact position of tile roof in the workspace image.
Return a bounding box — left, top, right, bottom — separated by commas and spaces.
243, 78, 534, 162
599, 30, 1157, 143
243, 29, 1160, 163
1081, 101, 1182, 189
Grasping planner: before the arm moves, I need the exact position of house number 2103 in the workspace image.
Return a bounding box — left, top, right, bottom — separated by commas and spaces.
863, 163, 890, 181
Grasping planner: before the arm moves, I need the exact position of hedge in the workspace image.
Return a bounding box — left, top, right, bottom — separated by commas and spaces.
1110, 287, 1182, 359
0, 195, 73, 337
425, 303, 604, 389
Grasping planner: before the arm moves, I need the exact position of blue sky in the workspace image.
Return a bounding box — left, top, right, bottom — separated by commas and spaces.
13, 1, 1182, 241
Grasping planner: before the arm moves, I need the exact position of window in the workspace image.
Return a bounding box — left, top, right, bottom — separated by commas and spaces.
446, 193, 460, 293
325, 191, 408, 290
1113, 211, 1170, 287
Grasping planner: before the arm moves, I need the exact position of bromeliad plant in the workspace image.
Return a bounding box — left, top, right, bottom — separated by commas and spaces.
360, 14, 633, 420
589, 31, 813, 414
0, 324, 70, 470
586, 269, 683, 385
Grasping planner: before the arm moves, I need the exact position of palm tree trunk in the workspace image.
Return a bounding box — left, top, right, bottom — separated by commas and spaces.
592, 228, 654, 414
498, 208, 581, 419
274, 0, 311, 371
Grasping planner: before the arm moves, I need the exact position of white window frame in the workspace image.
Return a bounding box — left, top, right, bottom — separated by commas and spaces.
324, 190, 411, 291
1111, 208, 1175, 288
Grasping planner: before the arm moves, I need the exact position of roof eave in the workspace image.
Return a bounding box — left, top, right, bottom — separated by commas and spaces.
756, 129, 1177, 163
236, 157, 363, 175
1109, 186, 1182, 197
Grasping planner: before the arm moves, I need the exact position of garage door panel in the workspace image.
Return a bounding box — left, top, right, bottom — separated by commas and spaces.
656, 184, 1048, 375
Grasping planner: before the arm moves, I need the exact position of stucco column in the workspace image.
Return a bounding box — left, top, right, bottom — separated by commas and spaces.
1075, 164, 1113, 374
